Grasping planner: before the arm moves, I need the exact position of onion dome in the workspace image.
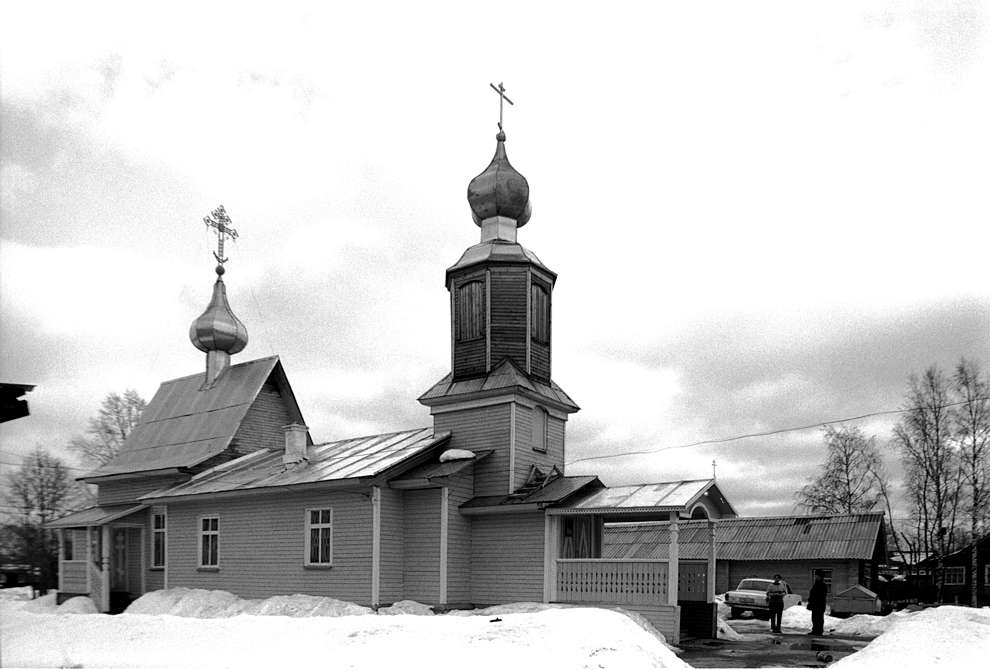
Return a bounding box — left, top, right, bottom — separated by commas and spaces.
189, 266, 248, 355
467, 131, 532, 227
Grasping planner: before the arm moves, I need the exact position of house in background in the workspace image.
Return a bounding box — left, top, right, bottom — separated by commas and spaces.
917, 533, 989, 606
604, 513, 887, 602
47, 122, 739, 643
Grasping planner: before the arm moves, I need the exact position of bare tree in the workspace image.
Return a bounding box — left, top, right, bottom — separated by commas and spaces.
69, 389, 146, 466
798, 425, 884, 514
952, 358, 990, 607
2, 449, 78, 591
893, 366, 961, 602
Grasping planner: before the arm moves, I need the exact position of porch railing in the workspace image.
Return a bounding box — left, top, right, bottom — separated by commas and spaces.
556, 559, 669, 605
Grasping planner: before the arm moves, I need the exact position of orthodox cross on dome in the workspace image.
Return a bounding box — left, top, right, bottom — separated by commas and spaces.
489, 82, 514, 133
203, 205, 239, 267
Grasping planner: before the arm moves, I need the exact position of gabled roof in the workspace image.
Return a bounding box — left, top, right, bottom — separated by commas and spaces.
548, 479, 736, 517
418, 358, 579, 411
83, 356, 303, 480
603, 513, 886, 561
141, 428, 450, 501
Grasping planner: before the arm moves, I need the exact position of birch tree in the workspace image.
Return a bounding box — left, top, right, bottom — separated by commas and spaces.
68, 389, 146, 466
798, 425, 884, 514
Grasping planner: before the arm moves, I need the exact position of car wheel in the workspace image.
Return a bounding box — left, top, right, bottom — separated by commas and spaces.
730, 607, 743, 619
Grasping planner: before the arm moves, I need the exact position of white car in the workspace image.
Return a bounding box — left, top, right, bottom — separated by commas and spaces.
724, 578, 802, 618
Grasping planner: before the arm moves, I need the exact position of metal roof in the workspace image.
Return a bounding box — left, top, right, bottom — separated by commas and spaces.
446, 241, 552, 278
602, 513, 886, 561
46, 504, 147, 529
418, 359, 578, 411
84, 357, 291, 479
460, 475, 602, 511
549, 479, 718, 515
141, 428, 449, 500
390, 450, 494, 484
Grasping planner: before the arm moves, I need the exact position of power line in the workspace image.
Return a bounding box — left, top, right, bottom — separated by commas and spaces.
567, 397, 990, 467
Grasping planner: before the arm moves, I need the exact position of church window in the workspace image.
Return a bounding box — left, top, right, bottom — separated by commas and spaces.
199, 516, 219, 568
532, 406, 548, 453
305, 508, 333, 566
152, 510, 167, 569
456, 280, 485, 342
531, 282, 549, 344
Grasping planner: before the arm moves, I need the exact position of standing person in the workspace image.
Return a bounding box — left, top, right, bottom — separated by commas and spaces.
808, 571, 828, 635
766, 574, 787, 633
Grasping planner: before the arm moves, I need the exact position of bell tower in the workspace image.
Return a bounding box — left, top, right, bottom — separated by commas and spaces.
420, 86, 578, 497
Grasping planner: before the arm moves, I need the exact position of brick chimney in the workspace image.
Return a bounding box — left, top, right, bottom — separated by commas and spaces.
282, 423, 309, 466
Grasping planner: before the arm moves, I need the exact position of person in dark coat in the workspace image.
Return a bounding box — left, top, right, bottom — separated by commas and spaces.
807, 571, 828, 635
766, 574, 787, 633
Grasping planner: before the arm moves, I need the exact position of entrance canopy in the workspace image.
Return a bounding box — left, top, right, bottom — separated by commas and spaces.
46, 504, 147, 529
546, 479, 736, 521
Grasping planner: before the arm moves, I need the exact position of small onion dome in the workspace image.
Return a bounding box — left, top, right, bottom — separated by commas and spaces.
467, 131, 532, 227
189, 269, 248, 355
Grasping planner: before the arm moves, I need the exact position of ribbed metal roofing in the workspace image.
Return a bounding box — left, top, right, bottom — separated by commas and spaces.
550, 479, 716, 515
602, 513, 885, 561
418, 359, 578, 410
46, 504, 147, 529
460, 475, 602, 511
142, 428, 449, 500
84, 357, 287, 479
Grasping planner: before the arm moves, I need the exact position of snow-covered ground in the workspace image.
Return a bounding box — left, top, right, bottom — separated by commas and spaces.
0, 588, 688, 669
832, 605, 990, 668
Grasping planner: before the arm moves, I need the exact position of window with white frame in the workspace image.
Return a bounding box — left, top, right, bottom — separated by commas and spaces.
945, 566, 965, 585
305, 508, 333, 566
152, 511, 167, 568
199, 516, 219, 567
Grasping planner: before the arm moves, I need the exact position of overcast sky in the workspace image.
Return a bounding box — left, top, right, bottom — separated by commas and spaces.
2, 1, 988, 517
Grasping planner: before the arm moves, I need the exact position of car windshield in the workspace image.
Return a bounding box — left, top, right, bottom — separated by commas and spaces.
738, 580, 771, 591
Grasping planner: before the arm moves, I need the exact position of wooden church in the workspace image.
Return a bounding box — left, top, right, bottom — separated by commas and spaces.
50, 107, 736, 643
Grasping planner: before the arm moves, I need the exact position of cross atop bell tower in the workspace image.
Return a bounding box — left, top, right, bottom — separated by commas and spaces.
489, 82, 514, 134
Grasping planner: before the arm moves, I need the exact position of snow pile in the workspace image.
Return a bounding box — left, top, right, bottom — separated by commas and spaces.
19, 592, 58, 612
2, 599, 689, 669
781, 604, 843, 631
448, 601, 567, 616
439, 448, 475, 462
0, 586, 35, 600
832, 605, 990, 668
377, 599, 434, 616
57, 596, 99, 614
126, 588, 372, 618
717, 615, 743, 641
831, 609, 917, 637
714, 593, 731, 619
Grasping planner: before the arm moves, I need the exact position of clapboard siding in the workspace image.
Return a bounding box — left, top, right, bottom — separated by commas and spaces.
489, 268, 527, 371
403, 489, 440, 604
616, 604, 680, 645
230, 381, 291, 456
446, 467, 474, 604
514, 406, 565, 490
471, 513, 545, 604
379, 486, 404, 604
98, 475, 188, 506
166, 488, 373, 603
454, 338, 487, 379
434, 404, 511, 498
531, 340, 550, 380
62, 562, 87, 592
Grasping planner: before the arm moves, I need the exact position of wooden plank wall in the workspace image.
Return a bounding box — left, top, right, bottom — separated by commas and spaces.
609, 604, 681, 645
434, 404, 511, 497
489, 267, 527, 370
470, 513, 545, 604
724, 559, 859, 598
230, 380, 292, 456
378, 487, 405, 604
402, 489, 440, 604
452, 273, 487, 379
61, 562, 87, 592
125, 527, 142, 595
97, 475, 187, 506
166, 488, 373, 604
445, 469, 474, 605
513, 406, 565, 490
